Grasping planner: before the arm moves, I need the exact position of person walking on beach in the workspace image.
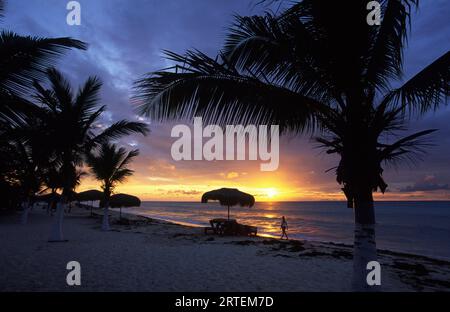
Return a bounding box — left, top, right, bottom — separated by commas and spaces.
280, 216, 289, 240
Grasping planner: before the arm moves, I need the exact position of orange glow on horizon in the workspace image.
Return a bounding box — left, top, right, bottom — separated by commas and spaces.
76, 177, 450, 202
76, 158, 450, 202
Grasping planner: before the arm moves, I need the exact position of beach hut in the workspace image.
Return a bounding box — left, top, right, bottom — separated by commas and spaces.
201, 188, 255, 220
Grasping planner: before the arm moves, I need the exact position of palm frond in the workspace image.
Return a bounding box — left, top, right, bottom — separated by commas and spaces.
116, 148, 139, 171
92, 121, 149, 146
135, 49, 326, 134
0, 31, 87, 95
224, 12, 336, 102
81, 106, 105, 138
378, 129, 437, 165
385, 51, 450, 115
370, 102, 406, 137
0, 91, 37, 125
87, 143, 138, 190
45, 68, 74, 110
111, 168, 134, 184
365, 0, 419, 91
75, 76, 103, 119
278, 0, 382, 96
315, 136, 343, 155
32, 79, 59, 113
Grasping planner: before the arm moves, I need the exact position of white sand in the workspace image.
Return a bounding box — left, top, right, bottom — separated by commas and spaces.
1, 206, 449, 291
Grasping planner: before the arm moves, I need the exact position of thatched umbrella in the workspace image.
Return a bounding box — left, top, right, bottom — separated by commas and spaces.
76, 190, 103, 202
201, 188, 255, 220
76, 190, 103, 216
106, 193, 141, 219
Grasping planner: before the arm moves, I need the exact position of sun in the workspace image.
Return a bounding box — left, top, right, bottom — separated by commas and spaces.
266, 188, 278, 199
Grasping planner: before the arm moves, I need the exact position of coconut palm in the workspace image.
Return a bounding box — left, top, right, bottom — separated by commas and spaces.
0, 0, 86, 119
0, 138, 42, 224
13, 140, 45, 224
86, 143, 139, 231
33, 68, 148, 241
41, 165, 64, 214
0, 107, 52, 223
0, 0, 86, 204
135, 0, 449, 290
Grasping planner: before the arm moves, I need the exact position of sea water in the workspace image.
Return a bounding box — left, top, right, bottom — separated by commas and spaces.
121, 201, 450, 260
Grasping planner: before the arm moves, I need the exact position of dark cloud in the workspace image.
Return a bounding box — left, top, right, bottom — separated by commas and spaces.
400, 183, 449, 193
399, 175, 450, 193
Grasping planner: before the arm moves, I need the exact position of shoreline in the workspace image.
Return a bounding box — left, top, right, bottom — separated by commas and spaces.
114, 208, 450, 263
113, 201, 450, 261
111, 209, 450, 279
1, 206, 449, 291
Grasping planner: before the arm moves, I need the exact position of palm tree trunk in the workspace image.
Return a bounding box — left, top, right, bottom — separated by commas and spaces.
102, 196, 110, 231
48, 200, 66, 242
20, 200, 31, 225
47, 189, 55, 215
351, 187, 379, 291
102, 204, 110, 231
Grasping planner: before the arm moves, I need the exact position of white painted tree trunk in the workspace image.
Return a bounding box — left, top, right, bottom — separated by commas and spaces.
20, 201, 31, 225
352, 223, 380, 291
48, 202, 66, 242
102, 204, 110, 231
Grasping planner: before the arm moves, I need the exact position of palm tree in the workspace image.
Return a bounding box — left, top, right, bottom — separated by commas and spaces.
33, 68, 149, 241
0, 0, 86, 118
86, 143, 139, 231
41, 165, 64, 215
0, 0, 86, 207
0, 138, 42, 224
134, 0, 449, 290
14, 140, 44, 224
0, 107, 52, 223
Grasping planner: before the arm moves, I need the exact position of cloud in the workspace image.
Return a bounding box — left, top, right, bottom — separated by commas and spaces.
226, 172, 239, 179
147, 177, 174, 182
399, 175, 450, 192
165, 189, 202, 196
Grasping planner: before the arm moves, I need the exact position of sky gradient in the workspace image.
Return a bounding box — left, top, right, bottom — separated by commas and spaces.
3, 0, 450, 201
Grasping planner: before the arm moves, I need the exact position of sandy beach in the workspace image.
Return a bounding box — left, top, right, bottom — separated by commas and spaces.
1, 206, 449, 292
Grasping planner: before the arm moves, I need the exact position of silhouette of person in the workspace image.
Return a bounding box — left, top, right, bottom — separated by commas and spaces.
280, 216, 288, 240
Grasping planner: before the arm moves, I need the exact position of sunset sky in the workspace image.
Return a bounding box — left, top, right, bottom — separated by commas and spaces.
4, 0, 450, 201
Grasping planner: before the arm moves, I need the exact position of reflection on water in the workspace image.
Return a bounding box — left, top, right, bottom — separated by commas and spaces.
121, 201, 450, 260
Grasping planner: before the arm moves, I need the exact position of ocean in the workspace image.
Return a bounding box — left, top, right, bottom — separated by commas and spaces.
121, 201, 450, 260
